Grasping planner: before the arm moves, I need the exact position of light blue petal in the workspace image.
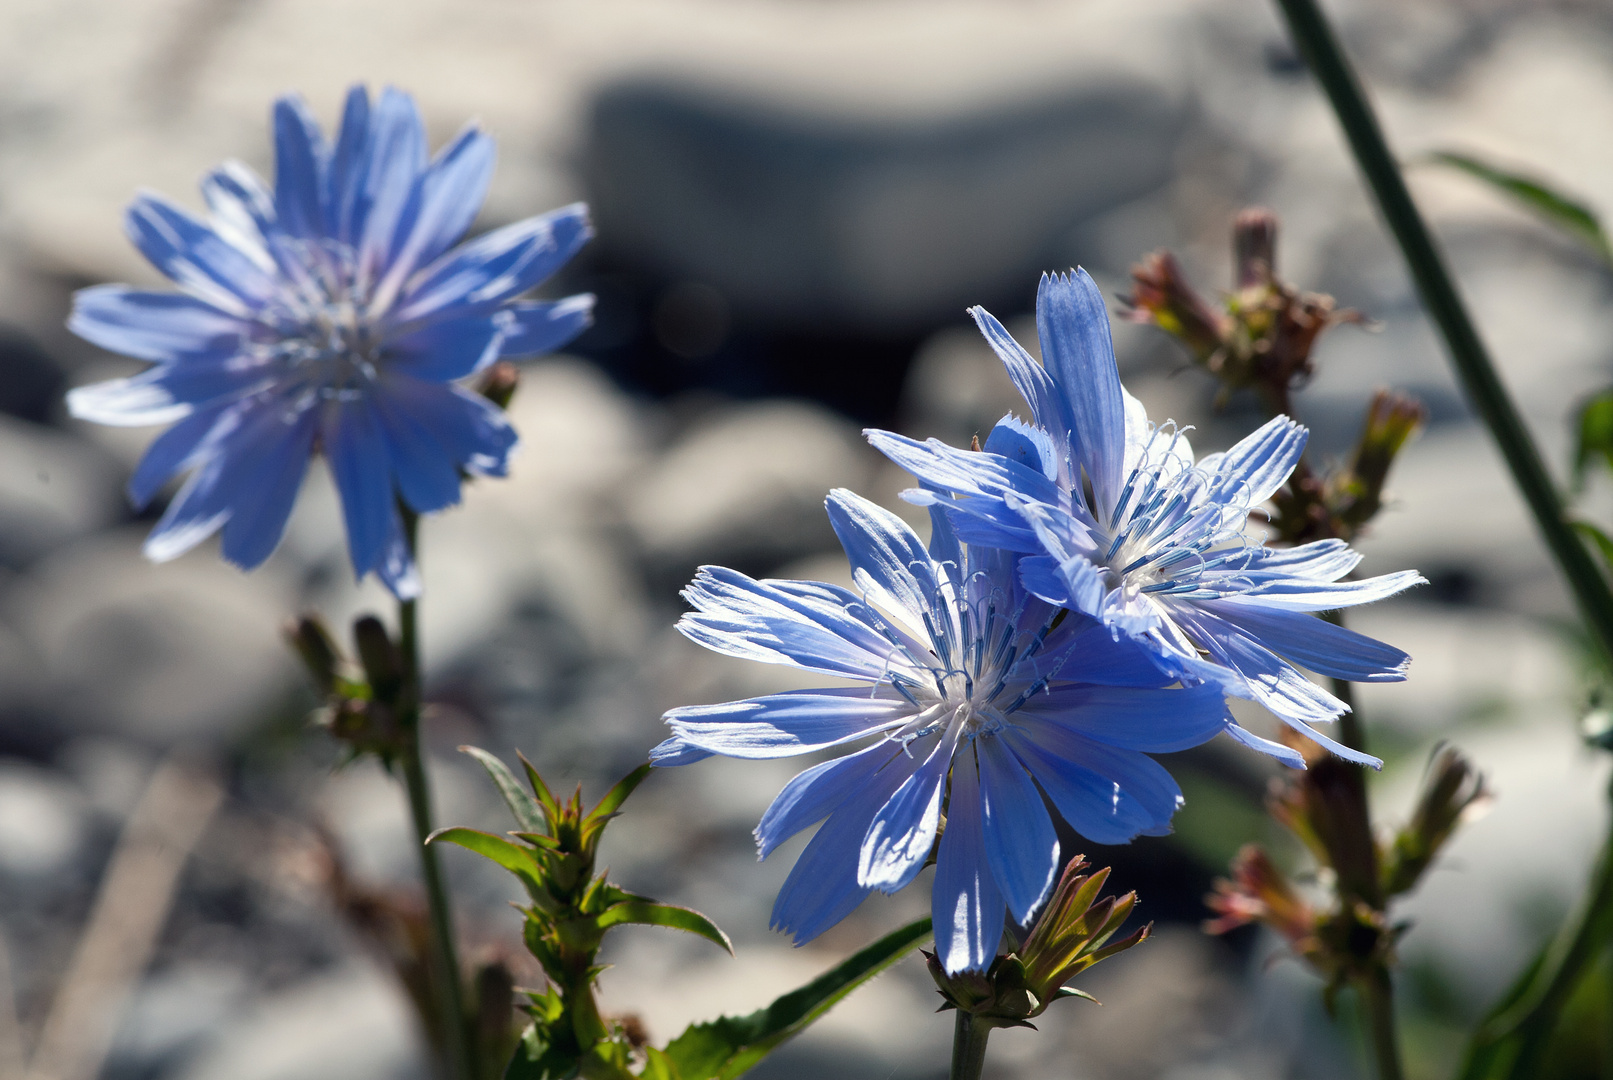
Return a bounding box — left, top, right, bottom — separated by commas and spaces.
865, 430, 1064, 520
369, 124, 497, 311
926, 503, 962, 574
969, 305, 1068, 440
649, 735, 714, 766
498, 295, 596, 358
322, 399, 396, 579
1219, 539, 1361, 583
771, 752, 916, 944
369, 387, 465, 514
385, 313, 506, 382
676, 567, 896, 683
370, 373, 517, 477
1036, 270, 1124, 519
983, 415, 1058, 481
1037, 617, 1178, 688
127, 400, 236, 508
975, 736, 1059, 924
857, 730, 954, 893
1222, 722, 1308, 769
1015, 684, 1229, 753
665, 688, 913, 759
271, 94, 329, 240
1006, 727, 1180, 844
1238, 571, 1426, 611
1206, 415, 1308, 507
755, 742, 901, 858
1201, 599, 1410, 682
392, 203, 593, 326
931, 753, 1006, 974
66, 356, 276, 427
825, 489, 941, 627
356, 88, 428, 287
125, 194, 277, 315
372, 503, 421, 600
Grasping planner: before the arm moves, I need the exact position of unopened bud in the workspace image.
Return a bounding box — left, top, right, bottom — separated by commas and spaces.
479, 361, 520, 412
1381, 745, 1490, 897
285, 615, 342, 697
352, 615, 404, 705
1121, 252, 1227, 365
1233, 207, 1280, 288
1205, 845, 1318, 948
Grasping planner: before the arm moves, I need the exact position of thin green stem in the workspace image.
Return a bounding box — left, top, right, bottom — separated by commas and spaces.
397, 509, 475, 1080
1272, 0, 1613, 666
1357, 968, 1405, 1080
948, 1014, 992, 1080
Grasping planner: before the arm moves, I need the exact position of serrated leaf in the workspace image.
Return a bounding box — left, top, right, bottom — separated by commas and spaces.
462, 746, 547, 834
1430, 151, 1613, 265
586, 763, 654, 826
428, 827, 544, 895
594, 902, 733, 954
661, 917, 931, 1080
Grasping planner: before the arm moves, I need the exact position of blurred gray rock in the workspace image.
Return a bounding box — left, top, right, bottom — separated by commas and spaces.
626, 400, 877, 582
0, 414, 123, 567
2, 529, 296, 744
0, 757, 87, 879
108, 962, 252, 1078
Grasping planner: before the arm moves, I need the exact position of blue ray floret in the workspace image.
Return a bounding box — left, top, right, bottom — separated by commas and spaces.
866, 269, 1423, 769
653, 489, 1230, 972
66, 85, 595, 597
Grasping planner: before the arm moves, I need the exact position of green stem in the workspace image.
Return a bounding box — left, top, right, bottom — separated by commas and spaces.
1271, 0, 1613, 666
397, 510, 475, 1080
949, 1014, 992, 1080
1358, 968, 1405, 1080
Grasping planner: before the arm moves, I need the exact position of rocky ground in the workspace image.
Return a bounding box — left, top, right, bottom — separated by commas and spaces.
1, 1, 1612, 1078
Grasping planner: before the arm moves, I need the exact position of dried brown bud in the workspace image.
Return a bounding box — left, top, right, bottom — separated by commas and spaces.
479, 361, 520, 412
1233, 207, 1279, 288
1122, 251, 1228, 366
1381, 744, 1491, 898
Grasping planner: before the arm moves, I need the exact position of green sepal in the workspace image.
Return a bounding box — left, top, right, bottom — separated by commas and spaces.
427, 826, 544, 896
463, 746, 548, 834
1429, 151, 1613, 264
594, 902, 734, 954
587, 763, 654, 827
661, 917, 931, 1080
516, 750, 564, 822
1053, 986, 1100, 1004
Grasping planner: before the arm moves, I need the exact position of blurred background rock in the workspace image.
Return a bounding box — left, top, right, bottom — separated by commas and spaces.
1, 0, 1611, 1077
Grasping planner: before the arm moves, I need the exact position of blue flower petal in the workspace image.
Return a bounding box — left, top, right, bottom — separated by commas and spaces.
498, 295, 596, 358
127, 400, 236, 508
982, 416, 1057, 481
386, 313, 505, 382
271, 94, 330, 240
931, 754, 1007, 974
1222, 722, 1308, 769
826, 489, 941, 629
321, 399, 396, 579
1016, 684, 1229, 753
369, 124, 496, 311
373, 504, 421, 600
66, 361, 275, 427
866, 430, 1064, 521
676, 567, 897, 683
1006, 726, 1180, 843
975, 736, 1059, 924
371, 373, 517, 476
754, 742, 901, 858
393, 203, 593, 326
1202, 599, 1410, 682
771, 752, 916, 944
926, 503, 963, 573
219, 406, 319, 569
1205, 415, 1309, 507
665, 688, 913, 760
356, 88, 428, 285
1239, 571, 1426, 611
126, 194, 277, 315
1039, 616, 1176, 688
327, 85, 373, 243
969, 304, 1068, 441
857, 730, 955, 893
649, 735, 714, 766
369, 388, 464, 514
1036, 270, 1124, 518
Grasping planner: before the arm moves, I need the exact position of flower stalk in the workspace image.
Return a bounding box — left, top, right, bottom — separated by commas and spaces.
1270, 0, 1613, 664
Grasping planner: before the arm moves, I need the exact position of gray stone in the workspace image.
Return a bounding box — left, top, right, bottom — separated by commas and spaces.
0, 414, 123, 568
0, 757, 87, 879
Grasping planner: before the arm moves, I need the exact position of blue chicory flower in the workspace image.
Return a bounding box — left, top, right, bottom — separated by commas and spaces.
868, 269, 1423, 768
653, 488, 1229, 972
66, 85, 595, 597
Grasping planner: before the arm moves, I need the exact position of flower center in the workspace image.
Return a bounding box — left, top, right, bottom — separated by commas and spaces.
260, 238, 385, 400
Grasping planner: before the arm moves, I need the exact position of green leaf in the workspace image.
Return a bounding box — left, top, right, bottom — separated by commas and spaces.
1571, 521, 1613, 574
428, 827, 544, 894
1430, 151, 1613, 265
462, 746, 547, 834
638, 1048, 683, 1080
595, 902, 733, 954
516, 750, 563, 821
586, 763, 654, 826
504, 1020, 581, 1080
1576, 391, 1613, 489
661, 917, 932, 1080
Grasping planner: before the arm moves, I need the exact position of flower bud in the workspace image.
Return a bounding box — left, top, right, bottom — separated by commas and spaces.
1233, 207, 1279, 288
1122, 251, 1227, 365
479, 361, 520, 412
353, 615, 404, 706
1381, 744, 1491, 898
285, 614, 342, 696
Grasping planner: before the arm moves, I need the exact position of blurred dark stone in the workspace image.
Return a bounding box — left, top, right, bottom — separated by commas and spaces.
0, 323, 66, 423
